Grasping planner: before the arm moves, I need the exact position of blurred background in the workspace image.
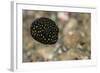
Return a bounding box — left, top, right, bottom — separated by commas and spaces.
22, 10, 91, 62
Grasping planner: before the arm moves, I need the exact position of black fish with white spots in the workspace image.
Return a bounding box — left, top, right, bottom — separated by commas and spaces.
30, 17, 59, 45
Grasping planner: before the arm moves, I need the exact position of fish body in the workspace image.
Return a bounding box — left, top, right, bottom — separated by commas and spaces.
30, 17, 59, 45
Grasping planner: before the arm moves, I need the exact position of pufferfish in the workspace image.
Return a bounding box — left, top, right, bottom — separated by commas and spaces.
30, 17, 59, 45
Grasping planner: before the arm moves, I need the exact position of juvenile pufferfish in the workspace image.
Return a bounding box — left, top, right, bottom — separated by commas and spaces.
30, 17, 59, 45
